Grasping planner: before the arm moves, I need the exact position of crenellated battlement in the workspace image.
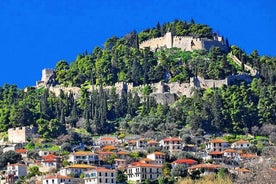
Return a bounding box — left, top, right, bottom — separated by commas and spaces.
139, 32, 227, 52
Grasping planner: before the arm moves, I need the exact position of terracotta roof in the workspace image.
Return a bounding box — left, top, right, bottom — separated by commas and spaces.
15, 148, 27, 153
117, 151, 129, 155
147, 140, 158, 144
224, 149, 237, 153
96, 167, 116, 172
44, 174, 72, 179
128, 140, 136, 144
42, 154, 60, 160
209, 151, 224, 155
102, 145, 117, 151
150, 151, 165, 156
98, 151, 113, 155
129, 162, 163, 168
240, 153, 258, 159
72, 151, 96, 156
236, 168, 250, 173
114, 158, 126, 162
163, 137, 182, 142
271, 168, 276, 171
189, 163, 221, 170
140, 158, 154, 162
100, 137, 117, 141
66, 164, 96, 169
172, 159, 197, 165
210, 139, 227, 143
235, 139, 249, 144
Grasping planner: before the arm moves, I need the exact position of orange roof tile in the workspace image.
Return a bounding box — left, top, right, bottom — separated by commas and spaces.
101, 137, 117, 141
140, 158, 154, 162
15, 148, 27, 153
129, 162, 163, 168
151, 151, 165, 156
66, 164, 96, 169
117, 151, 129, 155
73, 151, 96, 156
224, 149, 237, 153
98, 151, 113, 155
102, 145, 117, 151
172, 159, 197, 165
240, 153, 258, 159
147, 140, 158, 144
189, 163, 221, 170
235, 139, 249, 144
210, 139, 227, 143
271, 168, 276, 171
42, 154, 60, 160
163, 137, 181, 142
209, 151, 224, 155
45, 174, 72, 179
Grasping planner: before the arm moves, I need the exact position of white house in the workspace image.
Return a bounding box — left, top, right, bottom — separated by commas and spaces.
231, 140, 250, 149
68, 151, 99, 164
171, 159, 198, 168
159, 137, 182, 153
127, 162, 162, 183
40, 154, 62, 173
6, 163, 27, 178
84, 167, 117, 184
96, 137, 118, 146
59, 164, 96, 177
146, 152, 166, 165
206, 139, 229, 152
42, 175, 75, 184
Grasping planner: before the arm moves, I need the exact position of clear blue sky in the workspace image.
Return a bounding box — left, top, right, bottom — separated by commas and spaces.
0, 0, 275, 88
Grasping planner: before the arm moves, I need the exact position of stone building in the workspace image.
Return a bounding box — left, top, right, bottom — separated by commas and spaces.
8, 126, 36, 143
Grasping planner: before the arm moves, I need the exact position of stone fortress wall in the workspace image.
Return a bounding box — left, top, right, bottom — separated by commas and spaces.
139, 32, 227, 51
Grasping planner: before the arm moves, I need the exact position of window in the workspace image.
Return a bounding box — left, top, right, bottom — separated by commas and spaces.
105, 178, 108, 183
99, 178, 102, 183
105, 172, 107, 176
111, 179, 114, 183
99, 172, 102, 176
111, 173, 113, 177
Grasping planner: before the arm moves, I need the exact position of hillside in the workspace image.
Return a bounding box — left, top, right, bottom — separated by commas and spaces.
0, 20, 275, 141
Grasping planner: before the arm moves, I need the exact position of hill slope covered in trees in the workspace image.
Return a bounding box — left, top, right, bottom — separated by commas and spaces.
0, 20, 275, 141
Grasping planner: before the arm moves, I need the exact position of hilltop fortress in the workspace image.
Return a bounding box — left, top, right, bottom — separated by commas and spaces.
139, 32, 228, 51
35, 68, 253, 105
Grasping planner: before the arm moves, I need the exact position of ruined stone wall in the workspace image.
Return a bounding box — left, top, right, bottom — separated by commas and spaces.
49, 86, 81, 99
139, 32, 172, 51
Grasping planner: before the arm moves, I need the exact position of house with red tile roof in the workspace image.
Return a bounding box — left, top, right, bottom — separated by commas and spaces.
15, 148, 27, 158
6, 163, 27, 178
127, 138, 147, 150
147, 140, 159, 148
68, 151, 99, 164
40, 154, 62, 172
159, 137, 182, 154
96, 137, 118, 146
127, 162, 163, 183
171, 159, 198, 168
146, 151, 166, 165
231, 139, 250, 149
206, 139, 229, 152
116, 150, 129, 159
98, 151, 114, 161
224, 148, 241, 158
114, 158, 127, 170
84, 167, 117, 184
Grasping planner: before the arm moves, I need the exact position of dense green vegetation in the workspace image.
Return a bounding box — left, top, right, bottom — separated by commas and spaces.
0, 20, 275, 142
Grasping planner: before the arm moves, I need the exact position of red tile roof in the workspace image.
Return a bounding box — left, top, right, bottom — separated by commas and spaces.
102, 145, 117, 151
72, 151, 96, 156
163, 137, 181, 142
42, 154, 61, 162
224, 149, 237, 153
172, 159, 197, 165
151, 151, 165, 156
117, 151, 129, 155
209, 151, 224, 155
147, 140, 158, 144
129, 162, 163, 168
66, 164, 96, 169
235, 139, 249, 144
100, 137, 117, 141
210, 139, 227, 143
44, 174, 72, 179
15, 148, 27, 153
240, 153, 258, 159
